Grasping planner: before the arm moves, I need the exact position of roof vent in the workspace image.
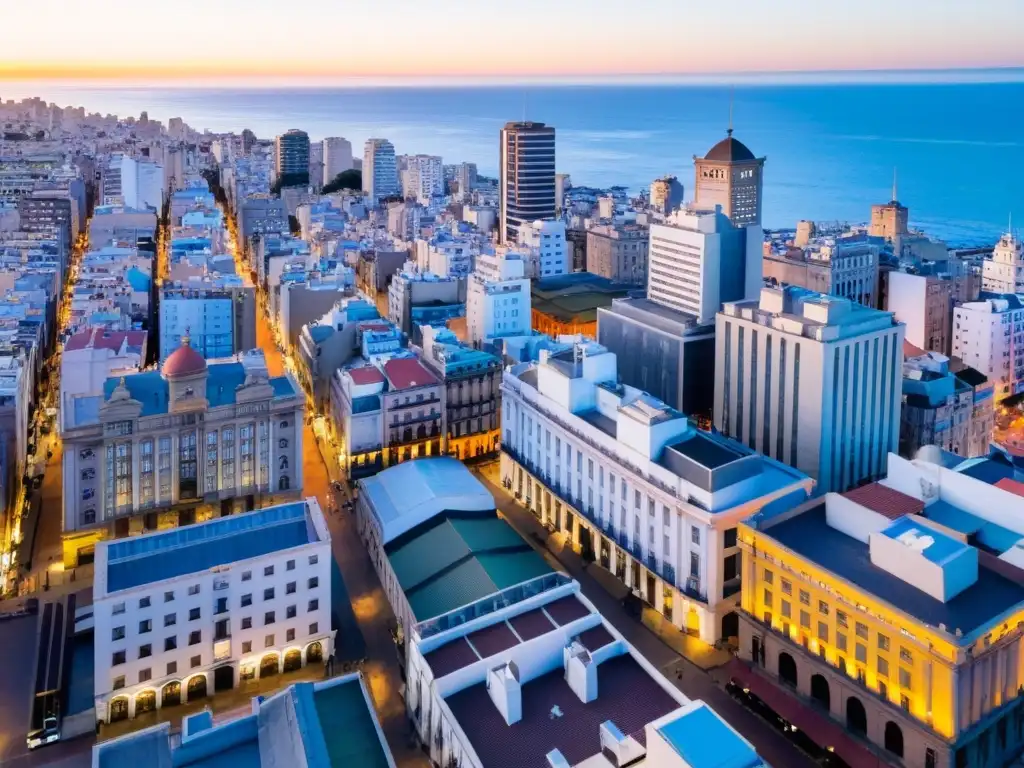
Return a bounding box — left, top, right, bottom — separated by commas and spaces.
564, 641, 597, 704
545, 749, 571, 768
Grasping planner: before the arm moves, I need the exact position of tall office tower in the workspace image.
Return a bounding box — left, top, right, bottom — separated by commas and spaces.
499, 121, 556, 244
693, 129, 765, 227
869, 171, 910, 241
322, 137, 354, 183
274, 129, 311, 182
362, 139, 398, 200
308, 140, 324, 189
455, 162, 477, 201
714, 286, 905, 493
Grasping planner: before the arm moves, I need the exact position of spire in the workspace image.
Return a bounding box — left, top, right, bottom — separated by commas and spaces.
182, 325, 191, 348
727, 86, 734, 137
892, 167, 898, 203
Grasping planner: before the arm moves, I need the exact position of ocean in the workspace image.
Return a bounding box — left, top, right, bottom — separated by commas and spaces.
5, 77, 1023, 244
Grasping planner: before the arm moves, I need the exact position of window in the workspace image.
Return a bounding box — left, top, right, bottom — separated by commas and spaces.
191, 655, 201, 668
287, 605, 297, 619
837, 610, 848, 628
837, 633, 847, 652
780, 600, 791, 618
690, 552, 700, 577
189, 608, 201, 621
763, 589, 773, 606
724, 528, 737, 548
113, 676, 125, 690
286, 559, 295, 571
139, 619, 152, 634
112, 650, 126, 666
265, 634, 274, 648
286, 582, 296, 595
112, 602, 126, 615
818, 622, 828, 642
900, 647, 913, 664
188, 584, 200, 596
112, 626, 125, 641
166, 661, 177, 675
286, 628, 296, 642
242, 641, 252, 654
164, 636, 177, 651
264, 565, 274, 577
877, 657, 889, 677
899, 668, 912, 689
800, 610, 810, 628
855, 643, 867, 663
855, 622, 868, 639
308, 555, 318, 566
139, 668, 152, 683
308, 577, 319, 589
189, 631, 201, 645
798, 590, 810, 606
818, 600, 829, 616
164, 613, 176, 627
309, 622, 319, 635
878, 634, 890, 651
241, 594, 252, 607
691, 527, 700, 545
308, 599, 319, 612
139, 644, 152, 658
241, 570, 252, 582
242, 617, 252, 629
139, 597, 151, 608
763, 569, 774, 585
265, 612, 275, 625
264, 588, 275, 601
164, 591, 174, 603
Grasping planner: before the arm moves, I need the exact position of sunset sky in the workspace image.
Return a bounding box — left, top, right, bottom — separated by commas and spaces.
1, 0, 1022, 81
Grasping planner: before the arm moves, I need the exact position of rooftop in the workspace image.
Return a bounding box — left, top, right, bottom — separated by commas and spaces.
64, 327, 146, 354
99, 501, 321, 596
703, 133, 758, 163
655, 703, 762, 768
382, 357, 439, 390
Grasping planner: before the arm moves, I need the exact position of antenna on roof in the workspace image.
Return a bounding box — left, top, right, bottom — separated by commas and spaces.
727, 86, 734, 137
892, 167, 898, 203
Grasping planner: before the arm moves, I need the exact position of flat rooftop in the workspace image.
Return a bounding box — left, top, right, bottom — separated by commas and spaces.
656, 703, 762, 768
763, 504, 1024, 636
445, 654, 680, 768
102, 501, 319, 594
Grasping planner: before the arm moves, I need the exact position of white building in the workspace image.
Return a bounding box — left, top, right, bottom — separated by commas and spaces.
466, 250, 530, 347
120, 156, 165, 212
715, 286, 905, 493
363, 139, 398, 200
59, 329, 147, 429
322, 137, 354, 183
501, 340, 812, 643
401, 154, 443, 204
953, 294, 1024, 401
981, 232, 1024, 294
92, 498, 333, 724
648, 207, 761, 325
499, 121, 556, 244
517, 219, 569, 278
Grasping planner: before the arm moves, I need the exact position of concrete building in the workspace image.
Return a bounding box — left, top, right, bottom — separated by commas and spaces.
887, 270, 953, 355
693, 130, 765, 227
981, 232, 1024, 295
60, 329, 147, 425
420, 325, 502, 460
738, 452, 1024, 768
900, 348, 975, 458
715, 286, 905, 493
322, 136, 354, 183
92, 498, 332, 724
159, 282, 256, 363
93, 674, 396, 767
401, 154, 443, 204
649, 175, 685, 215
387, 262, 464, 341
363, 139, 398, 200
236, 197, 288, 258
59, 346, 304, 567
501, 339, 812, 643
953, 366, 995, 458
518, 218, 569, 277
763, 234, 882, 308
466, 250, 530, 348
648, 207, 762, 325
18, 188, 81, 251
455, 161, 477, 201
499, 122, 556, 244
586, 223, 648, 284
296, 298, 382, 409
274, 129, 311, 182
952, 295, 1024, 401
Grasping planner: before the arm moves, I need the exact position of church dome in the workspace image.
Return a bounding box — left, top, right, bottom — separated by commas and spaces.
162, 335, 207, 378
704, 132, 756, 162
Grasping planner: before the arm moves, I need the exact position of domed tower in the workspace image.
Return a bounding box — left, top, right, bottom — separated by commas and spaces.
693, 128, 766, 227
162, 332, 209, 410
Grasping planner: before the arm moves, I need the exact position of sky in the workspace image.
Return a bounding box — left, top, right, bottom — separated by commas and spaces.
1, 0, 1022, 82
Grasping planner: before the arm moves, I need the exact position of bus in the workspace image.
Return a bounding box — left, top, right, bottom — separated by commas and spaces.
27, 595, 74, 750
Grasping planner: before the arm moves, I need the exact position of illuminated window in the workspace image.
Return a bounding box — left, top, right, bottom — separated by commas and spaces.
899, 668, 912, 689
818, 600, 829, 616
799, 590, 810, 606
763, 589, 773, 607
800, 610, 810, 629
878, 634, 890, 651
781, 579, 792, 595
877, 657, 889, 677
837, 633, 847, 652
781, 600, 791, 619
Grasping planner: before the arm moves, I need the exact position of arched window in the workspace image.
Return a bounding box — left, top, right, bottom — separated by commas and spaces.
279, 476, 290, 491
778, 651, 797, 688
847, 696, 867, 736
810, 674, 830, 711
884, 721, 904, 757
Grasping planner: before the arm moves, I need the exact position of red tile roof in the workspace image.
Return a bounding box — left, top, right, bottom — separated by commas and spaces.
842, 482, 924, 520
346, 366, 385, 386
383, 358, 438, 390
996, 478, 1024, 498
64, 328, 147, 353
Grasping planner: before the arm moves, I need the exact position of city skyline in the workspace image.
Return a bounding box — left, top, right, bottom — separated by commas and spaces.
2, 0, 1023, 81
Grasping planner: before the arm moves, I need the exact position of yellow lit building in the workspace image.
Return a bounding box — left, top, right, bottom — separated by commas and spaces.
737, 452, 1024, 768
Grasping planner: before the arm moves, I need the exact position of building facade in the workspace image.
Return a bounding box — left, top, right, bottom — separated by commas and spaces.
518, 218, 569, 277
586, 223, 648, 284
981, 233, 1024, 295
501, 340, 812, 644
466, 251, 530, 348
274, 129, 311, 182
649, 175, 685, 215
92, 498, 332, 724
499, 121, 556, 244
60, 345, 304, 567
693, 130, 765, 228
887, 270, 953, 356
322, 137, 354, 183
953, 295, 1024, 401
363, 139, 398, 200
158, 283, 257, 363
715, 287, 905, 494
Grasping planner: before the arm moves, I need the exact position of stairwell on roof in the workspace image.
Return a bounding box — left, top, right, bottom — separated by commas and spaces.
486, 661, 521, 725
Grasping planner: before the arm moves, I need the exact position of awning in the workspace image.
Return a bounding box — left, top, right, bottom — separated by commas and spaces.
727, 661, 885, 768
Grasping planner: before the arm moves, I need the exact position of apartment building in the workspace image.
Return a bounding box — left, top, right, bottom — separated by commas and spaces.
92, 498, 332, 724
518, 218, 569, 278
887, 270, 954, 356
980, 232, 1024, 295
363, 139, 398, 200
466, 250, 530, 348
763, 234, 883, 308
586, 222, 649, 284
953, 294, 1024, 402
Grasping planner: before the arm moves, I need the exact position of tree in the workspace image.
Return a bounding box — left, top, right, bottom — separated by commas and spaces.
288, 215, 300, 236
270, 172, 309, 195
321, 169, 362, 195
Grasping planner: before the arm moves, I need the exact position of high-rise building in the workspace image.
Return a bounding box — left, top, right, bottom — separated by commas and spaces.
693, 129, 765, 227
322, 137, 354, 183
466, 250, 530, 347
869, 172, 910, 241
400, 154, 443, 204
649, 175, 685, 214
308, 140, 323, 189
274, 129, 310, 182
499, 121, 556, 244
953, 294, 1024, 401
455, 162, 477, 201
886, 269, 953, 355
981, 231, 1024, 294
518, 218, 569, 278
714, 286, 904, 493
362, 139, 398, 200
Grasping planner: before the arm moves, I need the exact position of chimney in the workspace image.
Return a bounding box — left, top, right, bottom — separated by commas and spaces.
564, 641, 597, 704
486, 661, 521, 726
